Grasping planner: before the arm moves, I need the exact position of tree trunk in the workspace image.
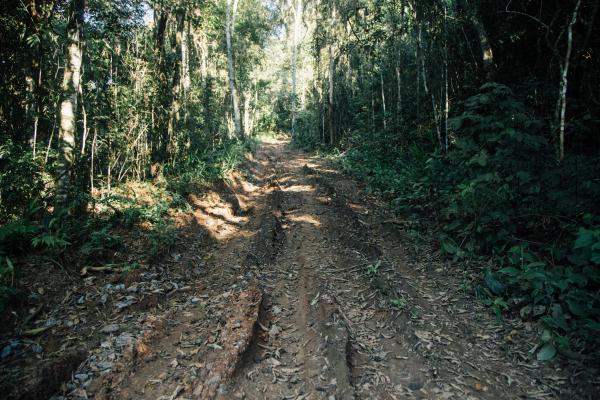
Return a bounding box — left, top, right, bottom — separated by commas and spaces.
226, 0, 243, 139
461, 0, 495, 79
56, 0, 84, 207
182, 17, 191, 128
443, 4, 450, 152
167, 9, 186, 161
153, 7, 168, 163
556, 0, 582, 162
420, 41, 443, 150
396, 63, 402, 128
328, 3, 336, 145
26, 0, 45, 158
291, 0, 303, 137
416, 23, 421, 121
380, 70, 387, 130
244, 91, 251, 136
250, 82, 258, 134
90, 124, 97, 193
25, 73, 36, 153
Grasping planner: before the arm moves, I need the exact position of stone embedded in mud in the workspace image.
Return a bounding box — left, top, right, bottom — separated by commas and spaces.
114, 333, 134, 347
205, 373, 222, 387
218, 384, 228, 394
93, 361, 113, 371
268, 324, 281, 338
31, 343, 43, 353
267, 357, 281, 367
74, 373, 89, 382
105, 283, 126, 292
1, 342, 17, 359
127, 285, 139, 293
101, 324, 120, 333
45, 318, 59, 327
114, 295, 137, 309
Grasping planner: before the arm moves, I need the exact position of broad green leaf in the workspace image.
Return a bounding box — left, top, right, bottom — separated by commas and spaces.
536, 344, 556, 361
484, 270, 506, 295
441, 241, 458, 255
586, 321, 600, 331
566, 300, 588, 318
541, 330, 552, 343
498, 267, 520, 276
574, 228, 594, 249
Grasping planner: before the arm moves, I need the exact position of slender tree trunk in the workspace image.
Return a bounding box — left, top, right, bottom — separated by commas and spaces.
416, 23, 421, 121
420, 43, 443, 150
232, 0, 239, 35
182, 18, 191, 128
197, 33, 209, 89
33, 36, 43, 157
25, 74, 36, 152
346, 21, 352, 96
80, 83, 88, 154
396, 63, 402, 127
153, 7, 168, 163
26, 0, 45, 158
226, 0, 243, 139
556, 0, 582, 162
291, 0, 303, 137
250, 82, 258, 134
182, 19, 191, 95
90, 124, 97, 193
167, 9, 186, 160
444, 4, 450, 152
315, 59, 325, 144
244, 91, 251, 136
56, 0, 84, 207
328, 3, 336, 145
380, 70, 387, 130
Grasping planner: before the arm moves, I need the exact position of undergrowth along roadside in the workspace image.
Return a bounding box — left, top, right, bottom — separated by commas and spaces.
296, 83, 600, 359
0, 139, 253, 313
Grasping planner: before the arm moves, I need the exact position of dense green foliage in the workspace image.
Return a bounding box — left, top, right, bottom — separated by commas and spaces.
0, 0, 275, 310
0, 0, 274, 220
342, 84, 599, 346
283, 0, 600, 353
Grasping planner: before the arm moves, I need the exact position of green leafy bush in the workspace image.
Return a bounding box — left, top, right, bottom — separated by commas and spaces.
435, 83, 549, 253
498, 240, 600, 337
339, 83, 600, 349
438, 85, 599, 345
80, 225, 122, 259
0, 141, 45, 222
168, 139, 246, 196
148, 219, 177, 258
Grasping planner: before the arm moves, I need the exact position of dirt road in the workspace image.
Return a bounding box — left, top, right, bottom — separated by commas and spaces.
48, 138, 596, 399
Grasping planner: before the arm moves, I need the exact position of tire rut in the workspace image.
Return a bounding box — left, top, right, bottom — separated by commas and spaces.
59, 137, 591, 400
226, 142, 356, 399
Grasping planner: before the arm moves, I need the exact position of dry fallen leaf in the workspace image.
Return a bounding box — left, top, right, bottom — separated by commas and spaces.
474, 382, 485, 391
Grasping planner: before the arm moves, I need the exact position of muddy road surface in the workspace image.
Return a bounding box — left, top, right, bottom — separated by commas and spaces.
8, 138, 595, 400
